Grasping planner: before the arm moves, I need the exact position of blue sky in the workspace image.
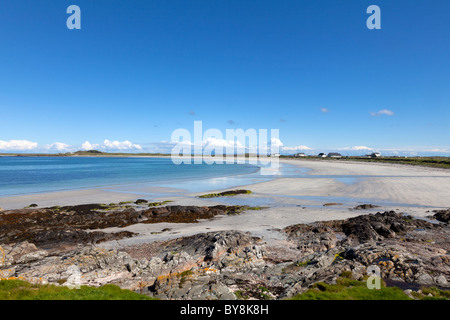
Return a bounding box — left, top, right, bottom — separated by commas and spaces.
0, 0, 449, 155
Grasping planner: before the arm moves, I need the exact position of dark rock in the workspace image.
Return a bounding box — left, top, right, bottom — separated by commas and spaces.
0, 204, 250, 247
339, 211, 434, 243
433, 209, 450, 223
1, 205, 448, 300
323, 203, 343, 206
352, 204, 380, 210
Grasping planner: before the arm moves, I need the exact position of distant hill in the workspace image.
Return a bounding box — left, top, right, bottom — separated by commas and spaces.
73, 150, 104, 155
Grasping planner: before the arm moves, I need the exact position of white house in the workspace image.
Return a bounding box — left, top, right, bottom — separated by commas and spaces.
371, 152, 381, 158
270, 153, 280, 158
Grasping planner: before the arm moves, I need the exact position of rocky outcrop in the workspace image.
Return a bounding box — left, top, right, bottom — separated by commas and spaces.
352, 204, 381, 210
0, 204, 251, 247
0, 207, 449, 300
432, 209, 450, 223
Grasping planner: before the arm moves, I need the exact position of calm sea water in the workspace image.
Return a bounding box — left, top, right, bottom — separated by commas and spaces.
0, 156, 260, 196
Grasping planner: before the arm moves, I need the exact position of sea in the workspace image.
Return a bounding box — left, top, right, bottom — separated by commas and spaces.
0, 156, 272, 197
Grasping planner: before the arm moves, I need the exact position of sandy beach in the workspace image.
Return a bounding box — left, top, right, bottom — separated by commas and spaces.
93, 159, 448, 246
1, 158, 449, 300
2, 158, 444, 247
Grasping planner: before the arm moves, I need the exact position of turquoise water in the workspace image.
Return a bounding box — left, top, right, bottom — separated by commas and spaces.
0, 156, 261, 196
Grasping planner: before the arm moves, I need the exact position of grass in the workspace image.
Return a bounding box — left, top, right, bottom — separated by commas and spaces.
0, 279, 156, 300
289, 277, 412, 300
345, 156, 450, 169
415, 287, 450, 300
282, 155, 450, 170
198, 190, 252, 198
234, 290, 249, 300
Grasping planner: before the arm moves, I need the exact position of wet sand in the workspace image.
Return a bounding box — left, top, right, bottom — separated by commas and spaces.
97, 159, 450, 247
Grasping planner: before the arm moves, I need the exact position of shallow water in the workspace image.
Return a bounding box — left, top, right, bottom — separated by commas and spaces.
0, 156, 260, 196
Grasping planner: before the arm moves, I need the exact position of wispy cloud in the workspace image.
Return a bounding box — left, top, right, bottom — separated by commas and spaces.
340, 145, 374, 151
320, 108, 329, 113
370, 109, 394, 116
428, 148, 450, 153
282, 145, 312, 151
0, 140, 38, 151
268, 138, 312, 153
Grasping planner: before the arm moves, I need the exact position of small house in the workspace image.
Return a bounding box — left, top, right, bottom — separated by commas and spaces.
370, 152, 381, 158
270, 153, 280, 158
318, 153, 327, 158
327, 153, 342, 158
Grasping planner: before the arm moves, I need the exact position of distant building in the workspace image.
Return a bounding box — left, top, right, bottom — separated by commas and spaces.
318, 153, 327, 158
270, 153, 280, 158
370, 152, 381, 158
327, 152, 342, 158
295, 153, 306, 157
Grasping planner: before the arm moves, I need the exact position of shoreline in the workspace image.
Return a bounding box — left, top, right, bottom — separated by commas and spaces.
0, 156, 265, 209
1, 159, 449, 300
1, 159, 449, 247
1, 158, 449, 210
99, 159, 450, 247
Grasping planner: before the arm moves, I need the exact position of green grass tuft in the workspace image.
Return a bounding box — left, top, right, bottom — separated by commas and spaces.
0, 280, 156, 300
289, 278, 412, 300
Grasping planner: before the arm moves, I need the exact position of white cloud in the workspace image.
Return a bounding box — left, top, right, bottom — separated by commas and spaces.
320, 108, 329, 113
370, 109, 394, 116
270, 138, 284, 148
46, 142, 72, 152
0, 140, 38, 151
282, 145, 312, 151
202, 137, 244, 149
428, 148, 450, 153
342, 146, 374, 151
102, 139, 142, 150
80, 140, 142, 151
81, 141, 95, 150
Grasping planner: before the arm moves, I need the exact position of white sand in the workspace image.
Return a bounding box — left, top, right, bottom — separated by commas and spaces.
99, 159, 450, 248
1, 159, 449, 247
247, 159, 450, 207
